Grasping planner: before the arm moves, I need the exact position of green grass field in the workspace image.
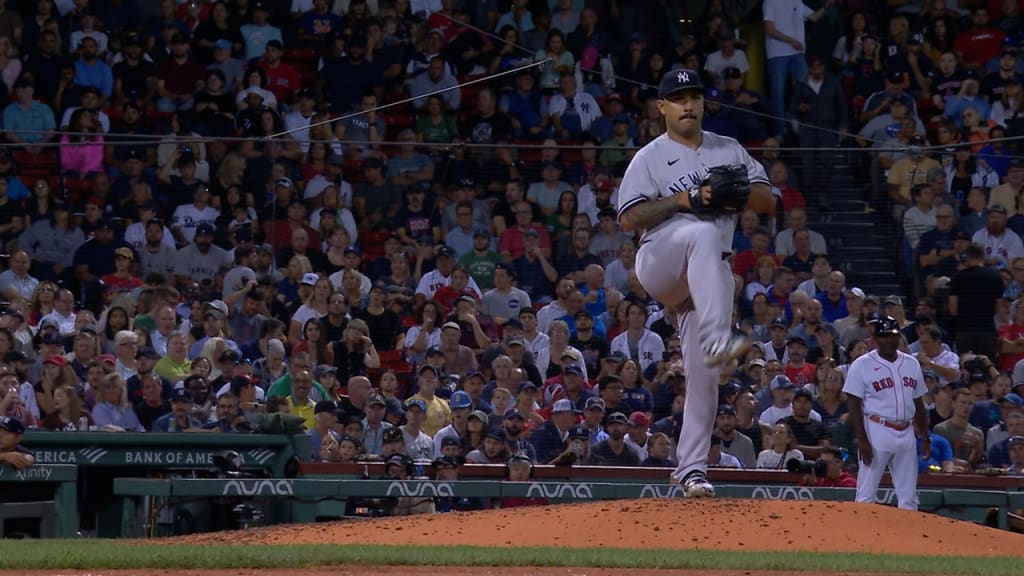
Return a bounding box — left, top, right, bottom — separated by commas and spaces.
0, 541, 1020, 575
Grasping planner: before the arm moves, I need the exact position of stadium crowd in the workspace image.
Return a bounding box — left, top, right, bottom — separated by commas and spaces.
0, 0, 1023, 490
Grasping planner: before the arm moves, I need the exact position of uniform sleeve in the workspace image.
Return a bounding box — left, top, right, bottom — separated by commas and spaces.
739, 146, 769, 185
842, 358, 866, 399
907, 355, 927, 400
616, 149, 657, 222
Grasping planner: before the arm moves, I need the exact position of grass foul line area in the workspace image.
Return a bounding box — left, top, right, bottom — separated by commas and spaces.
0, 541, 1020, 575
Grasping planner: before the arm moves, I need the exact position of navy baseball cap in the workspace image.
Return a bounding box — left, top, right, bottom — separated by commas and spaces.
170, 388, 193, 403
658, 68, 704, 98
0, 416, 25, 434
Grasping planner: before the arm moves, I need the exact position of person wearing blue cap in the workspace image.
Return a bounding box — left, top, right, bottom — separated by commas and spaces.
432, 390, 473, 455
401, 397, 435, 460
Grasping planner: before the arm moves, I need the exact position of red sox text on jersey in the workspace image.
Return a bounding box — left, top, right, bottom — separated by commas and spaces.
870, 375, 919, 393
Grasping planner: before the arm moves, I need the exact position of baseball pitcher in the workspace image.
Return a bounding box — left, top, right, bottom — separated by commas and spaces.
616, 68, 774, 497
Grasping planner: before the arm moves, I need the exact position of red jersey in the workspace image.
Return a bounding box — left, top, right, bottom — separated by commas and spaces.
785, 362, 816, 387
258, 60, 301, 103
101, 274, 142, 295
997, 323, 1024, 371
954, 27, 1007, 66
732, 250, 780, 282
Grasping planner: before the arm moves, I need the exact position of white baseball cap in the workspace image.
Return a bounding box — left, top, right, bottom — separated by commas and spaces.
301, 273, 319, 286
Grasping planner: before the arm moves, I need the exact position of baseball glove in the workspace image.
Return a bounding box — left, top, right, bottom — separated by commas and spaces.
692, 165, 751, 214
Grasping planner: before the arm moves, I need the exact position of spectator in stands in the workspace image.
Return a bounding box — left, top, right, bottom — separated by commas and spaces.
774, 207, 827, 259
3, 77, 55, 149
548, 71, 600, 139
762, 0, 834, 138
782, 231, 816, 284
934, 388, 986, 472
989, 411, 1024, 468
972, 205, 1024, 267
955, 7, 1007, 72
903, 183, 938, 251
609, 302, 664, 375
155, 33, 205, 113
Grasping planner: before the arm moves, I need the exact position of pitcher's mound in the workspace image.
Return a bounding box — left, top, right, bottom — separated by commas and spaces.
182, 499, 1024, 557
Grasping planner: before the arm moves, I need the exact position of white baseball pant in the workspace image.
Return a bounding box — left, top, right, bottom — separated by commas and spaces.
634, 217, 734, 481
855, 417, 920, 511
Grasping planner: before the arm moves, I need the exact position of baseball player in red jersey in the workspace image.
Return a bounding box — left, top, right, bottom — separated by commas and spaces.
617, 69, 775, 497
843, 316, 930, 510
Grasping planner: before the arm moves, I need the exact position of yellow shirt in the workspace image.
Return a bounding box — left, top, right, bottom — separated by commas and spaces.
408, 393, 451, 437
989, 183, 1021, 217
887, 157, 941, 204
154, 357, 191, 383
287, 396, 317, 430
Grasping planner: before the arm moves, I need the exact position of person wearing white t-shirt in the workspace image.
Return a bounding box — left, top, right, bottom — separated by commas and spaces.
609, 302, 665, 374
704, 29, 750, 86
171, 186, 220, 245
124, 204, 175, 251
763, 0, 835, 138
283, 90, 317, 151
972, 205, 1024, 267
415, 245, 482, 299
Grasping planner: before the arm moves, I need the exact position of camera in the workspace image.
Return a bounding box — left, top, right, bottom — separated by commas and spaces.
786, 457, 828, 477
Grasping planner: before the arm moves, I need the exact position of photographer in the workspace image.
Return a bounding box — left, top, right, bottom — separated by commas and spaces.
383, 454, 435, 516
795, 447, 856, 487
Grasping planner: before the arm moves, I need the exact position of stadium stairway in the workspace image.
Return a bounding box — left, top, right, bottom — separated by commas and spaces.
809, 155, 905, 300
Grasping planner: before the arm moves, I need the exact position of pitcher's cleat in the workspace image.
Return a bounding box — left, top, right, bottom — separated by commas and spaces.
682, 470, 715, 498
703, 334, 750, 366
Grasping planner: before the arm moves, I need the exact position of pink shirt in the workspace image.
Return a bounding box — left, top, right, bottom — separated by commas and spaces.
60, 134, 105, 175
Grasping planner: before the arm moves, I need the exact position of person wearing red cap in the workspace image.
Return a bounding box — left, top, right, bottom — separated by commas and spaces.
624, 411, 651, 460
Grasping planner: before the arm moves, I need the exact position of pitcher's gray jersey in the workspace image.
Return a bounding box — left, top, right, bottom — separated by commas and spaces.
615, 131, 769, 251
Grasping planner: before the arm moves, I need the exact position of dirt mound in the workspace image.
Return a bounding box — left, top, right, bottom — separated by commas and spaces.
178, 499, 1024, 557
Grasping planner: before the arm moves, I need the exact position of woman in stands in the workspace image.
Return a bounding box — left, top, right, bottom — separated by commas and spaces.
945, 143, 1000, 196
832, 12, 867, 67
27, 280, 57, 325
310, 184, 358, 248
546, 190, 578, 244
277, 255, 312, 314
98, 305, 131, 355
837, 339, 869, 375
92, 373, 144, 432
0, 36, 21, 92
293, 318, 333, 367
322, 227, 354, 275
416, 94, 459, 145
536, 320, 583, 379
290, 275, 332, 343
463, 410, 487, 454
814, 323, 844, 366
992, 80, 1021, 129
814, 368, 848, 435
922, 13, 958, 62
240, 108, 300, 161
332, 318, 380, 383
403, 300, 443, 364
308, 113, 344, 158
536, 30, 575, 93
23, 178, 57, 227
756, 422, 804, 469
340, 268, 367, 311
60, 108, 105, 179
42, 383, 94, 432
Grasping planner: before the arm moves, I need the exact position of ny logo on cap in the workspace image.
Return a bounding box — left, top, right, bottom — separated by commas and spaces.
678, 71, 689, 83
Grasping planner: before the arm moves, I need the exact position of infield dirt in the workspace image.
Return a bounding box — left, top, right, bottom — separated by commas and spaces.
177, 498, 1024, 557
